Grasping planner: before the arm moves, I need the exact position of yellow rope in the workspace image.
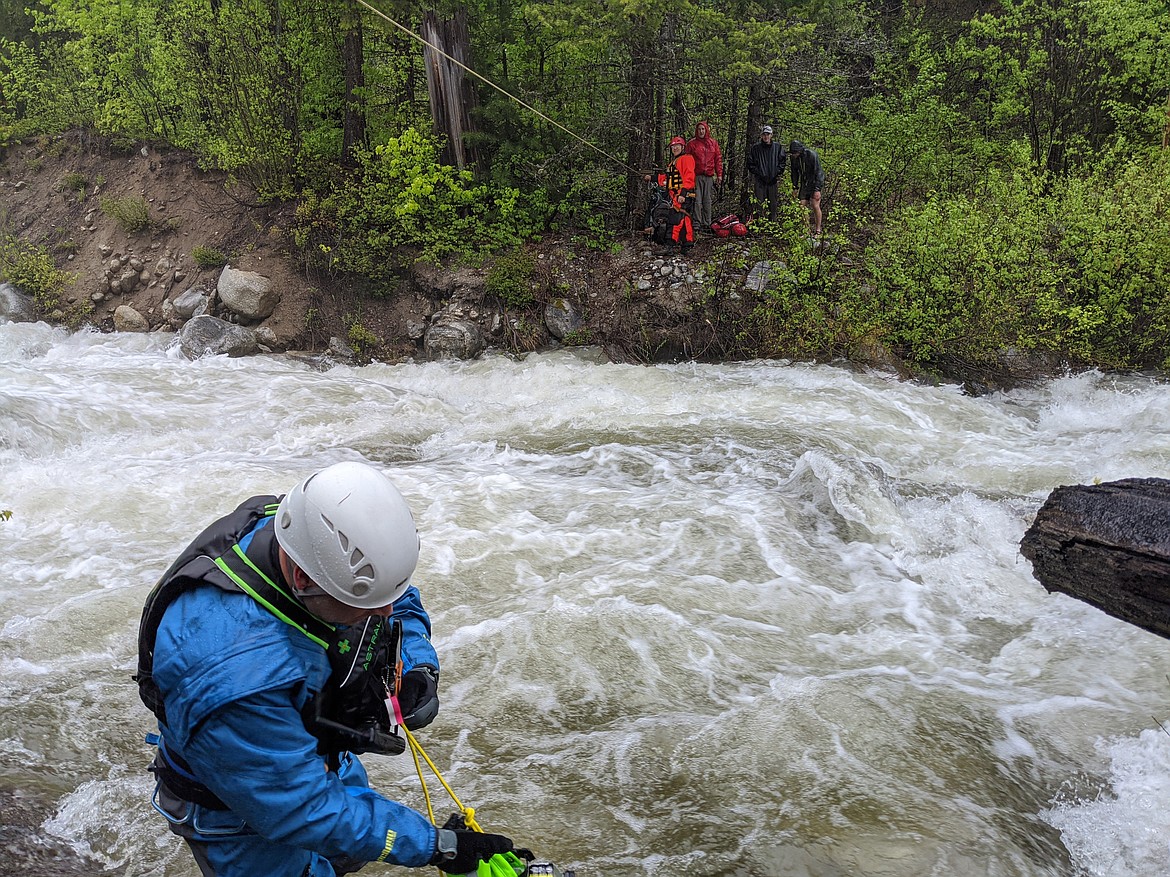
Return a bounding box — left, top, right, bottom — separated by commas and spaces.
354, 0, 639, 175
403, 725, 484, 832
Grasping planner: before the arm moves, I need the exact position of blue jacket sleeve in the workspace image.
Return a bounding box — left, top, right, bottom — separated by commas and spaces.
184, 687, 438, 867
393, 585, 438, 674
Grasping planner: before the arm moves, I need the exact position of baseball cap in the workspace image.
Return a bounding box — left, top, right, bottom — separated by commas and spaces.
762, 125, 773, 134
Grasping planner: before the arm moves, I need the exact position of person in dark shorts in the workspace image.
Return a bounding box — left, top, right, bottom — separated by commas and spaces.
789, 140, 824, 237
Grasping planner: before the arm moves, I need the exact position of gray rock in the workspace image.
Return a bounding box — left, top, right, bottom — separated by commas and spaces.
327, 336, 356, 364
0, 282, 36, 323
113, 305, 149, 332
172, 285, 210, 319
217, 266, 279, 321
254, 326, 278, 347
544, 297, 582, 340
744, 261, 773, 292
179, 315, 258, 359
423, 320, 485, 361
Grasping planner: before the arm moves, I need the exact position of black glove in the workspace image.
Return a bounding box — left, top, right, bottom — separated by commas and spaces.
395, 665, 439, 730
430, 828, 514, 874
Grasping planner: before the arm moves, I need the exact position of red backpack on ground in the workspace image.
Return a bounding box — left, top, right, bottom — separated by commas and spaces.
711, 213, 742, 238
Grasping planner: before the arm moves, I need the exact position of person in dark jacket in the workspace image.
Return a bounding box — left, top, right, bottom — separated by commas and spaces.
136, 461, 514, 877
746, 125, 786, 223
686, 121, 723, 232
789, 139, 825, 237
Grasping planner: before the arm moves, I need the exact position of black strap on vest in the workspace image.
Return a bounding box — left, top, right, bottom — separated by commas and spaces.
136, 497, 405, 814
134, 501, 335, 726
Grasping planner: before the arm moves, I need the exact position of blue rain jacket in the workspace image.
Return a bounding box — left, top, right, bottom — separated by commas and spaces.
149, 515, 440, 876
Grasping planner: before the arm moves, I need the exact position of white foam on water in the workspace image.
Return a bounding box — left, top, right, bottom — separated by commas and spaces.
3, 326, 1170, 876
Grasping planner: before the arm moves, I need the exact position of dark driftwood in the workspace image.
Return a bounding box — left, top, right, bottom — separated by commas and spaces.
1020, 477, 1170, 641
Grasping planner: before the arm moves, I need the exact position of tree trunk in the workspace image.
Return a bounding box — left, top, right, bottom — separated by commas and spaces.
422, 9, 480, 170
724, 82, 739, 196
742, 81, 763, 217
1020, 477, 1170, 641
341, 3, 366, 169
624, 21, 656, 217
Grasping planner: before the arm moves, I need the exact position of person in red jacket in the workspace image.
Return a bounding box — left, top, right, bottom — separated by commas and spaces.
686, 121, 723, 233
643, 136, 696, 253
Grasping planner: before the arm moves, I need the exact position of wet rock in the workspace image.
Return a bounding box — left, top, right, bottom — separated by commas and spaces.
0, 282, 36, 323
544, 297, 582, 340
327, 336, 356, 364
179, 314, 258, 359
424, 319, 485, 361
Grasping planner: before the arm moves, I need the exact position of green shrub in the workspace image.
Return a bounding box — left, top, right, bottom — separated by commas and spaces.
99, 195, 152, 232
0, 233, 75, 314
857, 156, 1170, 369
485, 247, 537, 309
192, 245, 227, 268
294, 128, 552, 281
347, 320, 380, 356
57, 171, 88, 198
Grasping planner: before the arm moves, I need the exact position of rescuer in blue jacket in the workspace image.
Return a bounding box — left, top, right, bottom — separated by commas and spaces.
135, 461, 513, 877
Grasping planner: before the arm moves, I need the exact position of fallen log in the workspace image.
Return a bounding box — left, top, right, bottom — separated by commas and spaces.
1020, 477, 1170, 642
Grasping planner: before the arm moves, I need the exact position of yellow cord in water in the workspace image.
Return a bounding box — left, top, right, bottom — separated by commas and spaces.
403, 725, 484, 832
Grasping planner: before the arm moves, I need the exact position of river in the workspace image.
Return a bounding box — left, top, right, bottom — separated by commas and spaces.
1, 320, 1168, 877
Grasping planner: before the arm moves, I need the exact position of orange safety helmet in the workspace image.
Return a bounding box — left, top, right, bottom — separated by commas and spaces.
669, 136, 686, 147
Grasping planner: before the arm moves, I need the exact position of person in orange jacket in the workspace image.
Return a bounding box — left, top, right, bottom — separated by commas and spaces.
686, 121, 723, 233
644, 136, 695, 253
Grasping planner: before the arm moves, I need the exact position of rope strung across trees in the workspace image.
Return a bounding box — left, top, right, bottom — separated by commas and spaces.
355, 0, 640, 175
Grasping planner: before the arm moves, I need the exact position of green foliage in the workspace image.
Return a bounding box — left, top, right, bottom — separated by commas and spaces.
346, 320, 379, 356
0, 232, 75, 313
0, 509, 11, 522
486, 247, 537, 309
57, 171, 87, 198
561, 328, 593, 345
736, 206, 864, 361
191, 245, 228, 268
294, 129, 552, 279
858, 157, 1170, 369
951, 0, 1170, 172
99, 195, 152, 232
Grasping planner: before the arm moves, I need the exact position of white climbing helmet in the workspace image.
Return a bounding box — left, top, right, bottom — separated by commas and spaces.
275, 461, 420, 609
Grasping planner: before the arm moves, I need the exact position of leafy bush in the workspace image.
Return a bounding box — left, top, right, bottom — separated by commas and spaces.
485, 247, 537, 309
57, 171, 88, 198
99, 195, 152, 232
857, 156, 1170, 369
294, 129, 552, 281
347, 320, 380, 357
0, 232, 75, 314
192, 245, 227, 268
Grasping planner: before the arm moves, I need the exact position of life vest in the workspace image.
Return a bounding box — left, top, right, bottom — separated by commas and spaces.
135, 497, 404, 803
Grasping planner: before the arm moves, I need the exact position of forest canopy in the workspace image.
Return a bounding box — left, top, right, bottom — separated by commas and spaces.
2, 0, 1169, 372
